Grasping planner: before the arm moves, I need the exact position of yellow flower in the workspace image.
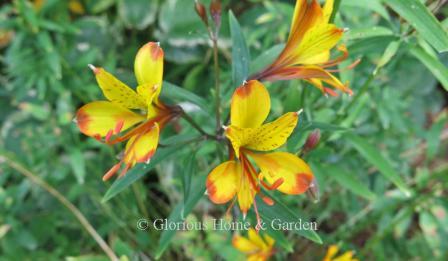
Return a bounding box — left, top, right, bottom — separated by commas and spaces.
75, 42, 181, 181
253, 0, 356, 97
233, 228, 275, 261
323, 245, 359, 261
206, 80, 315, 218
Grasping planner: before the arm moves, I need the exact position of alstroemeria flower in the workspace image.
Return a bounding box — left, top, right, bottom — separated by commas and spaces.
252, 0, 356, 97
323, 245, 359, 261
206, 80, 314, 218
75, 42, 181, 181
233, 228, 275, 261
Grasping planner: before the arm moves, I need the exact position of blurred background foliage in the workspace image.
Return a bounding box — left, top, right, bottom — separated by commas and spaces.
1, 0, 448, 260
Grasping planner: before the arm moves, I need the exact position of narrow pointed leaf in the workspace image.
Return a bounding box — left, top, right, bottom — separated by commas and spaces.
162, 81, 209, 111
155, 174, 206, 259
102, 145, 183, 202
409, 46, 448, 92
321, 165, 377, 200
229, 10, 250, 87
256, 195, 322, 244
345, 133, 412, 196
384, 0, 448, 53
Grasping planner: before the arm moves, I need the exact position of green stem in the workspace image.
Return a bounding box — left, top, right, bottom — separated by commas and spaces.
344, 72, 375, 113
1, 154, 119, 261
212, 37, 221, 133
181, 112, 215, 139
329, 0, 343, 23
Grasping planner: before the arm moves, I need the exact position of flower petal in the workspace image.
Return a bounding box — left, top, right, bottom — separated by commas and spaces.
89, 66, 147, 109
248, 228, 268, 249
248, 152, 314, 195
323, 0, 334, 22
231, 80, 270, 128
226, 112, 298, 156
232, 234, 259, 253
134, 42, 164, 103
123, 123, 159, 166
292, 24, 343, 64
225, 126, 255, 158
76, 101, 145, 137
323, 245, 339, 261
281, 0, 323, 62
237, 170, 255, 216
206, 161, 241, 204
245, 112, 299, 151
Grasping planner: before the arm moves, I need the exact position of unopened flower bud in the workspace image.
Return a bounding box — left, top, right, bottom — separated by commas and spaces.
194, 1, 208, 26
210, 0, 222, 28
303, 129, 321, 153
306, 178, 320, 203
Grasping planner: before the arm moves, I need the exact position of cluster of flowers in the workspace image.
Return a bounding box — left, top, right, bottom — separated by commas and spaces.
75, 0, 356, 260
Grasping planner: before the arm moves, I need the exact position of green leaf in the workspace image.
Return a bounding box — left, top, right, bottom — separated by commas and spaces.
343, 0, 390, 21
256, 195, 322, 244
329, 0, 342, 22
102, 145, 182, 202
384, 0, 448, 53
118, 0, 158, 30
250, 44, 284, 75
181, 153, 196, 218
346, 27, 394, 41
426, 113, 447, 159
155, 174, 206, 259
69, 149, 86, 184
345, 133, 412, 197
375, 40, 401, 74
229, 10, 250, 87
162, 81, 209, 111
321, 165, 377, 201
409, 46, 448, 92
265, 228, 293, 253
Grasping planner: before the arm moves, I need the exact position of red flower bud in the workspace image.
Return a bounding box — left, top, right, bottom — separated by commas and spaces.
306, 178, 320, 203
194, 1, 208, 26
303, 129, 321, 153
210, 0, 222, 28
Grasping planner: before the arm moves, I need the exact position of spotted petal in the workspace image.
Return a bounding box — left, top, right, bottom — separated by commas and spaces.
90, 66, 147, 109
225, 112, 298, 156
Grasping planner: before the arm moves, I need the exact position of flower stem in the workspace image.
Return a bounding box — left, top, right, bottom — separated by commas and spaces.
212, 37, 221, 133
0, 154, 119, 261
181, 112, 215, 139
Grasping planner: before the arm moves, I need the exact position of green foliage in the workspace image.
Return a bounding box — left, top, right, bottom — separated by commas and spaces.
1, 0, 448, 260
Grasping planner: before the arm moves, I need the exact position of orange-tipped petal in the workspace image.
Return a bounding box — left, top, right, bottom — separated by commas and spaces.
123, 123, 159, 167
248, 152, 314, 195
89, 66, 146, 109
134, 42, 164, 103
206, 161, 241, 204
75, 101, 145, 138
230, 80, 270, 128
